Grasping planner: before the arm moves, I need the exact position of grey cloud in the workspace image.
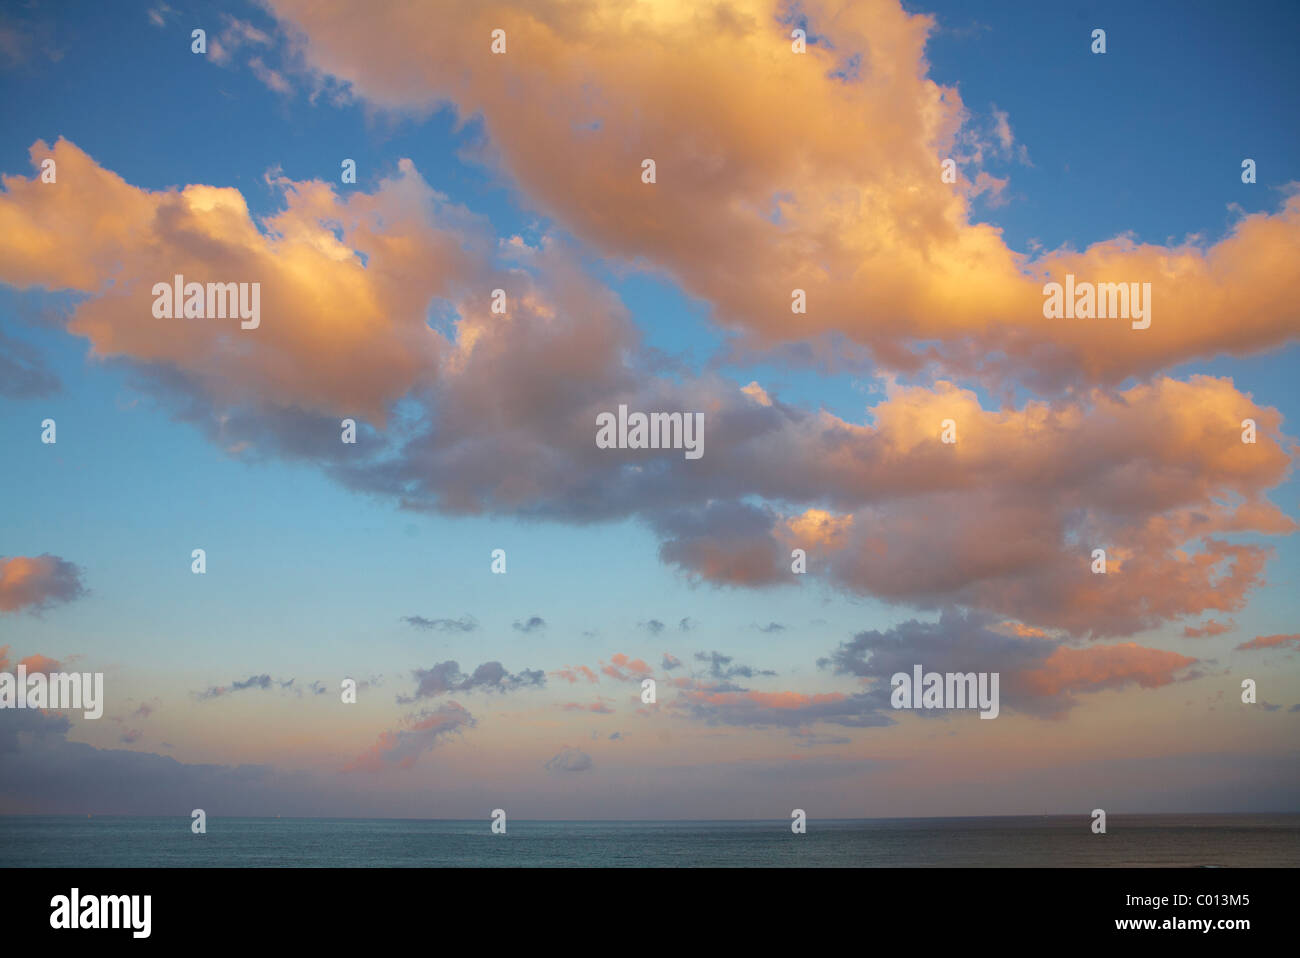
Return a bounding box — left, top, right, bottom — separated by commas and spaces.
397, 660, 545, 702
694, 650, 776, 680
818, 608, 1196, 719
402, 614, 478, 632
195, 674, 295, 701
545, 747, 593, 773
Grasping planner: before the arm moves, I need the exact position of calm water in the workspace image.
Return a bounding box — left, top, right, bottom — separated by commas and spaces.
2, 814, 1297, 867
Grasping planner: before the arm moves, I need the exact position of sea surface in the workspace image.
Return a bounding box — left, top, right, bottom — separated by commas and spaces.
2, 814, 1297, 867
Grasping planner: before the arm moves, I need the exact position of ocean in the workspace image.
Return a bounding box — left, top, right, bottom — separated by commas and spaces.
2, 813, 1298, 867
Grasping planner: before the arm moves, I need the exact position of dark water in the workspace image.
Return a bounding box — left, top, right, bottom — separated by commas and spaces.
2, 814, 1296, 867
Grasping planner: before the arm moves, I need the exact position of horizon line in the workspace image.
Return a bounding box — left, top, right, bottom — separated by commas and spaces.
4, 811, 1297, 823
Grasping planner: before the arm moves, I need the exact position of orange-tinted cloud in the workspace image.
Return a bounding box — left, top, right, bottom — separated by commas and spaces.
1236, 633, 1300, 652
779, 509, 854, 550
687, 690, 847, 710
1019, 644, 1197, 697
671, 680, 887, 729
0, 554, 85, 613
656, 375, 1294, 636
551, 665, 599, 684
558, 700, 614, 714
1, 145, 1292, 639
997, 622, 1048, 639
0, 139, 474, 424
264, 0, 1300, 386
601, 653, 653, 681
17, 654, 61, 673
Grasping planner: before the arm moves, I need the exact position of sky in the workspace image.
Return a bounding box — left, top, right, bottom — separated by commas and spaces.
0, 0, 1297, 820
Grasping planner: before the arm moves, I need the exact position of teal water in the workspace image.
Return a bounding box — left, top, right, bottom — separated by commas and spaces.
2, 814, 1297, 867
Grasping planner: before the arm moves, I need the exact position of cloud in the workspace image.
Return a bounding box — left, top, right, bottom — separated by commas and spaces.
512, 616, 546, 634
146, 5, 174, 29
654, 376, 1295, 638
0, 707, 70, 755
672, 682, 888, 730
396, 660, 544, 702
262, 0, 1300, 388
18, 653, 61, 673
1236, 634, 1300, 652
545, 747, 593, 773
695, 650, 776, 680
819, 609, 1198, 719
741, 381, 772, 407
0, 555, 86, 613
207, 14, 274, 67
793, 731, 853, 747
0, 647, 56, 673
1019, 644, 1199, 698
1, 143, 1292, 642
661, 653, 683, 671
640, 619, 665, 634
991, 106, 1015, 152
0, 706, 370, 814
783, 509, 853, 551
996, 622, 1049, 639
0, 138, 477, 425
401, 614, 478, 633
601, 653, 653, 682
657, 502, 790, 587
559, 701, 614, 715
0, 13, 61, 70
344, 703, 475, 772
248, 55, 292, 95
551, 665, 599, 685
1184, 618, 1235, 638
195, 674, 297, 700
